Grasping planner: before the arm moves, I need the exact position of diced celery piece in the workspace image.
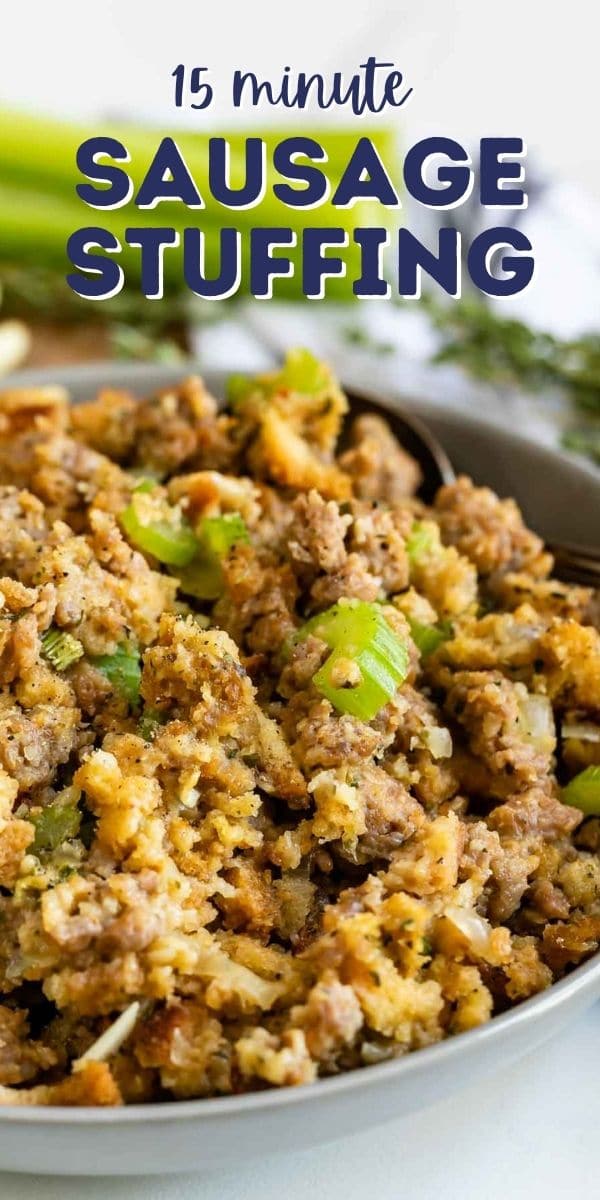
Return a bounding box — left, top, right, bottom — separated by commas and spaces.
131, 476, 159, 494
406, 521, 435, 563
175, 512, 249, 601
120, 496, 198, 567
199, 513, 249, 558
409, 618, 451, 658
91, 643, 141, 709
138, 707, 166, 742
228, 349, 330, 410
40, 628, 84, 671
297, 600, 409, 721
563, 765, 600, 815
226, 373, 254, 408
278, 348, 329, 394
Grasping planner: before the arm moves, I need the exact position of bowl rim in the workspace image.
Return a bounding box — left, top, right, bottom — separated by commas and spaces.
5, 358, 600, 495
0, 953, 598, 1123
0, 359, 598, 1124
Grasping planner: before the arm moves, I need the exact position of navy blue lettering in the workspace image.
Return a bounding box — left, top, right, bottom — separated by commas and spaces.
66, 227, 123, 300
468, 228, 534, 296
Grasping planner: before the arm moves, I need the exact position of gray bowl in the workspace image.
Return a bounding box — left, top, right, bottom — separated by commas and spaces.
0, 361, 598, 1177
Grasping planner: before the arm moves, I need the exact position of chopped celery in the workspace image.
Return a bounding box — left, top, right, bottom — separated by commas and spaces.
132, 476, 159, 494
176, 560, 222, 600
406, 521, 435, 564
120, 494, 198, 567
175, 512, 249, 601
278, 348, 329, 393
562, 766, 600, 815
226, 373, 254, 408
562, 721, 600, 743
138, 707, 166, 741
313, 647, 403, 721
296, 600, 409, 721
409, 618, 451, 659
30, 795, 81, 854
41, 628, 84, 671
299, 600, 408, 672
229, 349, 330, 410
91, 643, 141, 709
200, 513, 249, 557
0, 111, 399, 300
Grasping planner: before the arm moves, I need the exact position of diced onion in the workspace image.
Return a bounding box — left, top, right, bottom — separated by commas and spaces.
0, 320, 31, 375
444, 905, 492, 953
423, 726, 453, 760
562, 721, 600, 743
515, 687, 555, 754
73, 1001, 140, 1070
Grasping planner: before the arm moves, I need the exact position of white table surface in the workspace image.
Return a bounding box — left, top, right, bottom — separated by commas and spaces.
1, 1001, 597, 1199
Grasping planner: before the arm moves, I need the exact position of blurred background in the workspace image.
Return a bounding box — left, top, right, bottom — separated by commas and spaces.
1, 0, 600, 466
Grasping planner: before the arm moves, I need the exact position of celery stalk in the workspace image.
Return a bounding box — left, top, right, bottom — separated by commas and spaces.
0, 110, 399, 301
562, 766, 600, 815
0, 110, 396, 207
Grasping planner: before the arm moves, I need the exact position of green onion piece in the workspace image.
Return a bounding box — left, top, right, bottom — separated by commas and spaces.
409, 618, 451, 659
41, 628, 84, 671
120, 495, 198, 567
175, 513, 249, 601
297, 600, 409, 721
406, 521, 435, 564
562, 766, 600, 815
91, 643, 141, 709
30, 795, 81, 854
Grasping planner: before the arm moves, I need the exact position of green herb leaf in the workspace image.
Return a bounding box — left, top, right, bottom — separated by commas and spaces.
426, 296, 600, 464
30, 795, 81, 854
